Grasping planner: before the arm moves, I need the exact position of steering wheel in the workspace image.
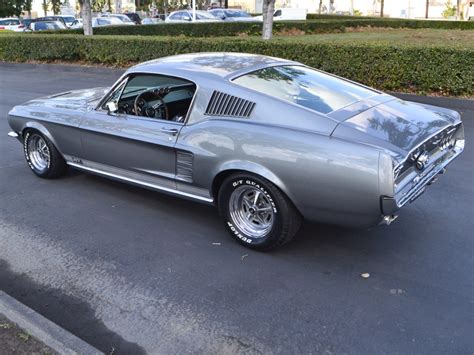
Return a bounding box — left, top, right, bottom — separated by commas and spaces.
133, 89, 169, 120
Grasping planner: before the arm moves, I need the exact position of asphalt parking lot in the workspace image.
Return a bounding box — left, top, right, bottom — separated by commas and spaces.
0, 63, 473, 354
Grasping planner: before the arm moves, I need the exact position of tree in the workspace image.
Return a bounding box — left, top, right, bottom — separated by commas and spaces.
262, 0, 275, 40
380, 0, 384, 17
78, 0, 93, 35
425, 0, 429, 18
318, 0, 323, 14
50, 0, 63, 14
0, 0, 27, 17
42, 0, 49, 15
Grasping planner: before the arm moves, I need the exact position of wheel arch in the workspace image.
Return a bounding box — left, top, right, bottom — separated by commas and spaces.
211, 161, 299, 212
21, 122, 64, 155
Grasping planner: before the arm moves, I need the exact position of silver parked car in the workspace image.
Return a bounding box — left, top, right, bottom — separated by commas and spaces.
7, 53, 465, 250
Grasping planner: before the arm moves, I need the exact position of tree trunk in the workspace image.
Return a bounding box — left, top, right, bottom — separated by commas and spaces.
425, 0, 429, 18
380, 0, 384, 17
81, 0, 93, 36
42, 0, 48, 16
318, 0, 323, 14
456, 0, 461, 19
350, 0, 354, 15
262, 0, 275, 40
115, 0, 121, 13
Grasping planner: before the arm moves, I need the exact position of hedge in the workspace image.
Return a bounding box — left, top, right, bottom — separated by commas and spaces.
0, 34, 472, 96
46, 18, 474, 37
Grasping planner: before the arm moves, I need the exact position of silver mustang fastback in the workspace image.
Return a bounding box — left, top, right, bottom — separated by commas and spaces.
7, 53, 465, 250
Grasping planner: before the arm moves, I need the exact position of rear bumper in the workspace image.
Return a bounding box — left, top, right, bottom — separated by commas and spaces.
381, 139, 464, 217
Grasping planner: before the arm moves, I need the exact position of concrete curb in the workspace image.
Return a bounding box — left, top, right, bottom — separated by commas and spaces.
0, 290, 103, 355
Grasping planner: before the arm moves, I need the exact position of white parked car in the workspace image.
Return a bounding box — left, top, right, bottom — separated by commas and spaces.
57, 15, 77, 27
142, 17, 162, 25
0, 18, 25, 32
99, 13, 136, 25
92, 17, 133, 27
254, 8, 307, 21
165, 10, 221, 23
208, 9, 259, 22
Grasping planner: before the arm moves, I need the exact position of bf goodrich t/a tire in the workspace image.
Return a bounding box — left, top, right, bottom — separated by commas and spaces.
23, 130, 67, 179
218, 173, 302, 251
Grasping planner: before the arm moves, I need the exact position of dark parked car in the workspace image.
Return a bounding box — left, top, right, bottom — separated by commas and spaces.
124, 12, 141, 24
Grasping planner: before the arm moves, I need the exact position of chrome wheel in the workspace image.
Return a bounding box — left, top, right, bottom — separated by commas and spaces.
229, 186, 275, 238
27, 135, 50, 171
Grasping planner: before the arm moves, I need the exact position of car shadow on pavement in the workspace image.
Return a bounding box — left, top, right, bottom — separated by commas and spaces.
0, 260, 146, 355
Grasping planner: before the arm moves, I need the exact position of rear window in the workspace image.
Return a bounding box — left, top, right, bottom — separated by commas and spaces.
233, 65, 376, 114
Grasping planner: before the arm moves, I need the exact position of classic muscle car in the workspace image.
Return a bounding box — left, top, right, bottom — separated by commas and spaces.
7, 53, 465, 250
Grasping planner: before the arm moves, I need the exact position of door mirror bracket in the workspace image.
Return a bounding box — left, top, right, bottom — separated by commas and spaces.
106, 101, 118, 115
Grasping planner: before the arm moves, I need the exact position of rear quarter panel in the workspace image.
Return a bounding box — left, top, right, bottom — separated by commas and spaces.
177, 119, 383, 227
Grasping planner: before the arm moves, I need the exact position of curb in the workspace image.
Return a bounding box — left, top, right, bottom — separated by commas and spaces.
0, 290, 103, 355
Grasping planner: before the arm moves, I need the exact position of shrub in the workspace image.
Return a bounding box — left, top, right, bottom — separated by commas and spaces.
46, 18, 473, 37
0, 34, 471, 96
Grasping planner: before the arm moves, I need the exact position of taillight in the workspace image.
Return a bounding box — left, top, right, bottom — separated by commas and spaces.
0, 26, 5, 30
19, 25, 25, 28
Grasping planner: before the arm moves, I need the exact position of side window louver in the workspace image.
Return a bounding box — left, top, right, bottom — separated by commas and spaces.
204, 91, 255, 118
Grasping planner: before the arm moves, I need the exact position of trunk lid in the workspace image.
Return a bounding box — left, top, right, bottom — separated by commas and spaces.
330, 96, 459, 158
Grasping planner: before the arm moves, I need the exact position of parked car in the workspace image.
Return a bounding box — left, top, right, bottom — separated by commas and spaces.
0, 18, 25, 32
208, 9, 259, 22
142, 17, 162, 25
124, 12, 142, 24
34, 16, 68, 27
99, 13, 136, 25
92, 17, 132, 27
27, 20, 67, 31
7, 53, 465, 250
165, 10, 220, 22
254, 8, 307, 21
57, 15, 77, 27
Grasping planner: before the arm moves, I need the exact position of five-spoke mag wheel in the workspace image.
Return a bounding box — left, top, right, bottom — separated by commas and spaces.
219, 173, 302, 250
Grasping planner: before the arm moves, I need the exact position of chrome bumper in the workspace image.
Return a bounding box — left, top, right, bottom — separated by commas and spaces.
381, 139, 464, 216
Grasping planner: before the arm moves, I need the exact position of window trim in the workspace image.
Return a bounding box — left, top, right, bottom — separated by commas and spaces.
230, 64, 379, 116
96, 72, 198, 125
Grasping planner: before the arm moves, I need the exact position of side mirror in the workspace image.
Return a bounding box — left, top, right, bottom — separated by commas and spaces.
106, 101, 118, 114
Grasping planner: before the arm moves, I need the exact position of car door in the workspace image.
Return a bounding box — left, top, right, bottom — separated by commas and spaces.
78, 73, 194, 190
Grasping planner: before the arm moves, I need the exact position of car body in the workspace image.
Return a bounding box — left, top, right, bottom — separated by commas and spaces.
55, 15, 77, 27
165, 10, 221, 22
124, 12, 142, 24
99, 13, 136, 25
91, 17, 132, 27
27, 20, 67, 31
0, 18, 25, 32
254, 8, 307, 21
7, 53, 465, 249
33, 16, 68, 27
142, 17, 162, 25
208, 9, 259, 22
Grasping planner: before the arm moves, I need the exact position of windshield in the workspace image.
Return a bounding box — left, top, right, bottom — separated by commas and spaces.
195, 11, 217, 19
62, 16, 76, 23
225, 10, 251, 17
233, 65, 376, 114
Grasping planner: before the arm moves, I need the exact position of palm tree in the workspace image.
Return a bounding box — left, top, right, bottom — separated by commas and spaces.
380, 0, 384, 17
425, 0, 429, 18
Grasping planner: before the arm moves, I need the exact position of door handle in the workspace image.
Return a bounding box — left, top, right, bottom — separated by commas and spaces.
160, 127, 179, 136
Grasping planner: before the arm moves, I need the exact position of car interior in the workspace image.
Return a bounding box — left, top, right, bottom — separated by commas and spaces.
104, 74, 196, 123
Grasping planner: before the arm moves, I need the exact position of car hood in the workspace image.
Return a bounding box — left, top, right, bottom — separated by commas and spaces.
330, 96, 460, 159
21, 87, 109, 111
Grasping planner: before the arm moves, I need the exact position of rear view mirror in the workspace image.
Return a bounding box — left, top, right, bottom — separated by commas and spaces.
106, 101, 118, 114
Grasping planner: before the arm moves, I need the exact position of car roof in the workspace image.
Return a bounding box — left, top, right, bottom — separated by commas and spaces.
128, 52, 298, 81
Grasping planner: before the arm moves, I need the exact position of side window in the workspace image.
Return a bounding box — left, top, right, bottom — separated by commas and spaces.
170, 13, 182, 20
104, 73, 197, 123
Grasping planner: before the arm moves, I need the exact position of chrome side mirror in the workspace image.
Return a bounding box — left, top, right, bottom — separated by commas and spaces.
106, 101, 118, 114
